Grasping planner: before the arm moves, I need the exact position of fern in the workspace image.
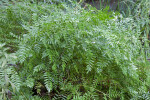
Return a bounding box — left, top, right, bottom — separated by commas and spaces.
24, 77, 35, 88
0, 43, 21, 99
12, 0, 150, 99
33, 63, 46, 74
44, 72, 53, 93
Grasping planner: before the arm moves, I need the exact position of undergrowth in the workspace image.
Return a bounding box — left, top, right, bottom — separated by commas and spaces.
0, 0, 150, 100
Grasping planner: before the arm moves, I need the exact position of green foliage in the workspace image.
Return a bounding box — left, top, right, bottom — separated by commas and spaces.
0, 43, 21, 100
0, 3, 26, 51
14, 1, 150, 99
0, 0, 60, 52
0, 0, 149, 99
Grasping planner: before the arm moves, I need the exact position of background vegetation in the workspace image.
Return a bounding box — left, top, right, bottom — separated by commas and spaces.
0, 0, 150, 99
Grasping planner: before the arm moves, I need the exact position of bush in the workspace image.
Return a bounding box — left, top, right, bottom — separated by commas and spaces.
15, 2, 150, 99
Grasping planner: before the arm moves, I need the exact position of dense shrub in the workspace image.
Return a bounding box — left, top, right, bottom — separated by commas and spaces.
14, 2, 150, 99
0, 0, 149, 99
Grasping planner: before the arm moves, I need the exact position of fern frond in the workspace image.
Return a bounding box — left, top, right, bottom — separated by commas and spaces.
33, 63, 45, 74
43, 72, 52, 93
10, 72, 21, 92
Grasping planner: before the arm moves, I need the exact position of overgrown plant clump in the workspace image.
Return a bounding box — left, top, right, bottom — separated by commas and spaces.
0, 0, 149, 100
13, 2, 150, 100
